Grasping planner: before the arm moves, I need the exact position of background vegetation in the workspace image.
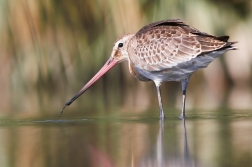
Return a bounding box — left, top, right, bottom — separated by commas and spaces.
0, 0, 251, 117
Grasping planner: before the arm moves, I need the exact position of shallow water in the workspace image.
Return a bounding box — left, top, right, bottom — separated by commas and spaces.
0, 110, 252, 167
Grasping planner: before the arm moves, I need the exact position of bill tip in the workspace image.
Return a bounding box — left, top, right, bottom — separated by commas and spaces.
59, 105, 67, 117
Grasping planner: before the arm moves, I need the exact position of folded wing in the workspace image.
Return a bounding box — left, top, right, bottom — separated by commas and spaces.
129, 19, 234, 71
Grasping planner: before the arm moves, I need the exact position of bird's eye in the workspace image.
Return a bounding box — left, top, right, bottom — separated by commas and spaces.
118, 43, 123, 48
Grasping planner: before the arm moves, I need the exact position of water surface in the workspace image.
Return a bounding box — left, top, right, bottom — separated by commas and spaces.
0, 110, 252, 167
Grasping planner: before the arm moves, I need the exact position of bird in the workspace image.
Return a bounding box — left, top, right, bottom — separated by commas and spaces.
60, 19, 237, 119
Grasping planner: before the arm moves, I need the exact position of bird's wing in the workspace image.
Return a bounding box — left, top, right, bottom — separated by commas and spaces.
129, 20, 232, 71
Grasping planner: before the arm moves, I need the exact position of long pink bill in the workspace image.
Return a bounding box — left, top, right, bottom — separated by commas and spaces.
59, 57, 118, 117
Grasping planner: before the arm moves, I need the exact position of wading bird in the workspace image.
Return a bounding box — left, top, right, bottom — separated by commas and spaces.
60, 19, 236, 119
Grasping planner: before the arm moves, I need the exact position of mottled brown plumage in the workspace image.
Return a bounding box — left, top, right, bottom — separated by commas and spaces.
60, 19, 236, 119
129, 19, 233, 71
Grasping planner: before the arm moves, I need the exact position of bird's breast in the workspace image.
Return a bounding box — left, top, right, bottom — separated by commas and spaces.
128, 62, 150, 81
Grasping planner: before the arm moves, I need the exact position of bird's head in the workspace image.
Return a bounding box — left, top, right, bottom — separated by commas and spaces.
110, 34, 135, 63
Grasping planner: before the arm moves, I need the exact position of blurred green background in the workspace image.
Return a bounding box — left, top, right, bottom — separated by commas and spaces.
0, 1, 252, 167
0, 0, 251, 118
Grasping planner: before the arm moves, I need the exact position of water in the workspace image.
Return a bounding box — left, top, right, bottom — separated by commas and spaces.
0, 110, 252, 167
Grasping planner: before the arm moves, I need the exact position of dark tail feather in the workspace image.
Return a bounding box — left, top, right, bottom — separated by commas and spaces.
216, 35, 238, 50
216, 36, 229, 42
224, 41, 238, 50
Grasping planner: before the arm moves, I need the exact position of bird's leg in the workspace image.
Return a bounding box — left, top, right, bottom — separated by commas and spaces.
180, 78, 190, 119
154, 81, 165, 119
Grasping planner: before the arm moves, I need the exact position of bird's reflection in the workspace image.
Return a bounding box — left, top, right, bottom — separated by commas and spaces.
139, 119, 193, 167
80, 116, 196, 167
156, 119, 192, 167
156, 120, 165, 167
182, 119, 192, 167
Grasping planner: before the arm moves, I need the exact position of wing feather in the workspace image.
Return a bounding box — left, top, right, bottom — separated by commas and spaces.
128, 19, 233, 71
